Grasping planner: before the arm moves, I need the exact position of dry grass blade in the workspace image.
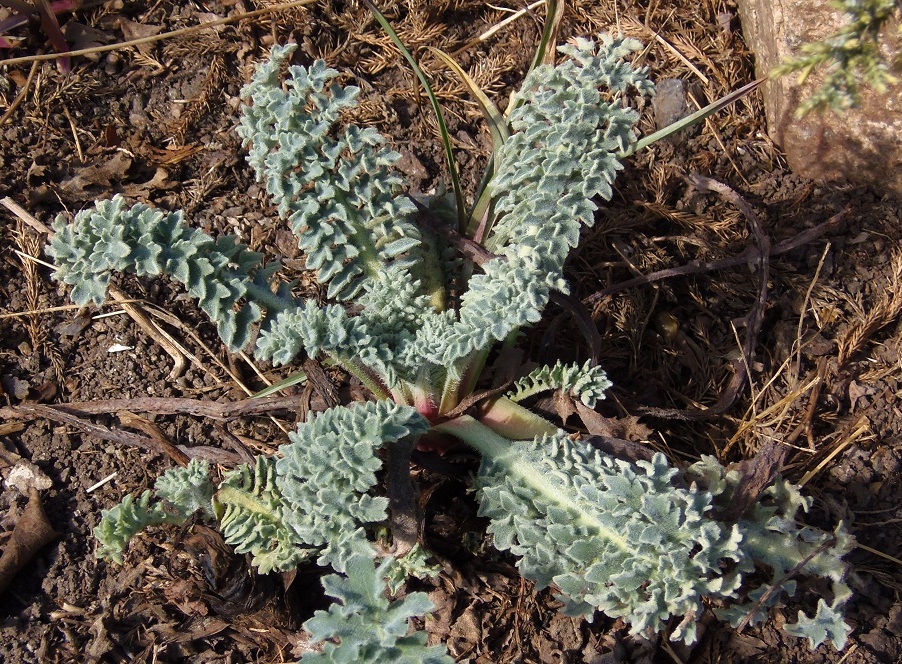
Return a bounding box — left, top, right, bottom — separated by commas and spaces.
644, 23, 709, 84
0, 0, 317, 67
430, 47, 508, 151
0, 60, 37, 128
837, 251, 902, 366
619, 176, 772, 421
798, 414, 872, 487
529, 0, 564, 69
429, 46, 509, 241
251, 370, 308, 398
451, 0, 547, 56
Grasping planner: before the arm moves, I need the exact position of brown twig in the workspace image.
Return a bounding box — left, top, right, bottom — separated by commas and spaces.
583, 208, 847, 306
302, 357, 340, 410
679, 174, 769, 416
211, 424, 256, 464
734, 535, 838, 633
116, 410, 190, 466
440, 381, 512, 420
544, 291, 603, 366
0, 60, 38, 128
0, 0, 317, 67
620, 181, 837, 422
10, 403, 190, 464
782, 358, 828, 451
108, 285, 188, 380
0, 395, 302, 422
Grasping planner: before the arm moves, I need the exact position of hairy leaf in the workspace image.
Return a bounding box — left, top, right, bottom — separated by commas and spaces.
48, 196, 291, 350
301, 554, 452, 663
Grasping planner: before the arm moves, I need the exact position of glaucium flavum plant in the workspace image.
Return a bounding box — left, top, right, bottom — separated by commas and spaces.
47, 36, 854, 659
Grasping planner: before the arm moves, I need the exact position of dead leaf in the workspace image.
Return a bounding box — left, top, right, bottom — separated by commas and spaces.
58, 152, 132, 200
54, 309, 93, 337
171, 616, 229, 643
848, 380, 875, 411
194, 12, 226, 32
165, 577, 210, 617
719, 440, 788, 522
552, 389, 577, 424
62, 21, 111, 55
85, 613, 115, 663
104, 124, 119, 148
6, 69, 28, 87
581, 434, 656, 464
573, 403, 656, 463
118, 18, 162, 56
121, 167, 175, 197
574, 402, 652, 441
32, 380, 57, 402
0, 488, 59, 596
1, 375, 29, 400
147, 144, 202, 166
726, 632, 768, 656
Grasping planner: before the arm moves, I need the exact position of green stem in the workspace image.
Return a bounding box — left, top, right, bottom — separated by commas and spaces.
215, 485, 277, 521
244, 280, 294, 313
455, 348, 491, 403
325, 351, 393, 402
475, 395, 558, 440
416, 227, 448, 313
437, 372, 461, 416
409, 381, 439, 420
433, 415, 631, 552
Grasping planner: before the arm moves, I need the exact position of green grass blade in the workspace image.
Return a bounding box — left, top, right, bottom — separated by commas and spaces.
530, 0, 564, 69
251, 370, 307, 398
502, 0, 564, 118
362, 0, 467, 233
464, 1, 565, 239
430, 47, 509, 153
429, 47, 509, 241
621, 77, 765, 157
466, 181, 494, 242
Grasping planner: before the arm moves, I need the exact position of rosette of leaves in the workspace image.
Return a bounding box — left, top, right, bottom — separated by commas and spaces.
56, 31, 853, 659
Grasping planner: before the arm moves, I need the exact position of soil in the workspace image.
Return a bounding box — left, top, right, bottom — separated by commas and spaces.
1, 1, 901, 663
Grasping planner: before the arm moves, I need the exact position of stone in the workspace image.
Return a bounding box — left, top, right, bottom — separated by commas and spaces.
737, 0, 902, 197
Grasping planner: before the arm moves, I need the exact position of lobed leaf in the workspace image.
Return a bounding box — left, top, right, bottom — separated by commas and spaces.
301, 554, 453, 663
47, 196, 291, 350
